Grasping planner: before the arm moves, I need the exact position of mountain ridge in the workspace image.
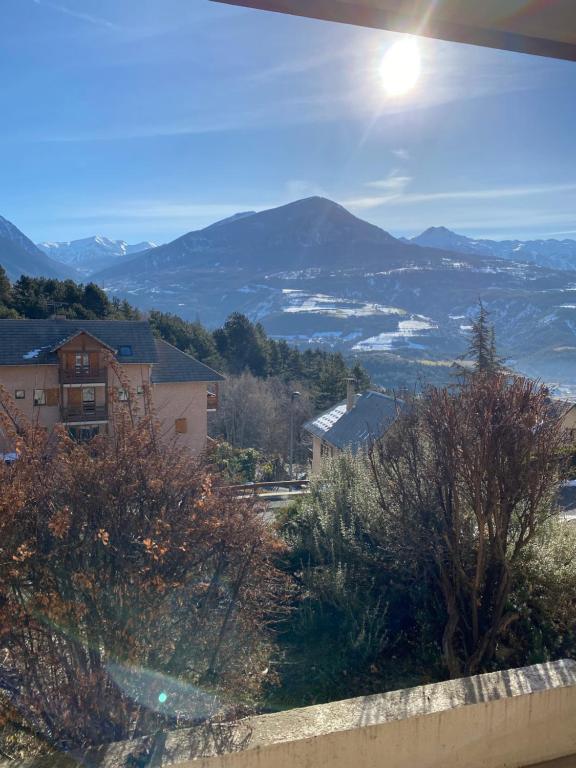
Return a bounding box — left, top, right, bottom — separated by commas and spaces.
407, 225, 576, 271
38, 235, 157, 274
0, 215, 71, 281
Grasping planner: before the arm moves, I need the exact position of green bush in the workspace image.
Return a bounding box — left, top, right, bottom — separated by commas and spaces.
273, 453, 442, 706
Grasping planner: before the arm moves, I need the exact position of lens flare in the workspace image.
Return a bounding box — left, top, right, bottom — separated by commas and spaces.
380, 37, 421, 97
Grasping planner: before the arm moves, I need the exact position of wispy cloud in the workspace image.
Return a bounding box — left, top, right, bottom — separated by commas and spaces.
62, 200, 273, 224
392, 148, 410, 161
32, 0, 119, 30
345, 182, 576, 210
365, 171, 412, 193
248, 49, 347, 83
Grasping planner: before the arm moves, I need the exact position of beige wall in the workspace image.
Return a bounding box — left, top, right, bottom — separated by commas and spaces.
152, 381, 209, 455
107, 362, 152, 406
180, 660, 576, 768
0, 362, 210, 456
311, 434, 339, 475
32, 660, 576, 768
0, 364, 60, 439
560, 406, 576, 435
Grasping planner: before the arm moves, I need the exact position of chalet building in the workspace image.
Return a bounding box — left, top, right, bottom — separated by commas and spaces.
304, 380, 404, 474
546, 398, 576, 440
0, 319, 223, 452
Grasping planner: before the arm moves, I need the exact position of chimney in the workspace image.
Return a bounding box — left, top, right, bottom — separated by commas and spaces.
346, 378, 356, 412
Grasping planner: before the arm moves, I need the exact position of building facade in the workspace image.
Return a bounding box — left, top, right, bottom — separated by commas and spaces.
0, 319, 224, 453
304, 382, 404, 474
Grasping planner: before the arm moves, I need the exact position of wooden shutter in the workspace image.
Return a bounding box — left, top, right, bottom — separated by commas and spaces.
68, 388, 82, 407
89, 352, 99, 375
175, 418, 188, 434
46, 388, 60, 407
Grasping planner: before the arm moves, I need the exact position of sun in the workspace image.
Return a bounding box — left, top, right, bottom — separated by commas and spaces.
380, 37, 421, 97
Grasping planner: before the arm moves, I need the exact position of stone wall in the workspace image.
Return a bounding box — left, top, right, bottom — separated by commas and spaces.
4, 660, 576, 768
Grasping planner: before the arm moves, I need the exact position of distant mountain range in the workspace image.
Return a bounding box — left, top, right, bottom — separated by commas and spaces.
0, 215, 70, 281
405, 226, 576, 272
37, 236, 156, 274
2, 199, 576, 390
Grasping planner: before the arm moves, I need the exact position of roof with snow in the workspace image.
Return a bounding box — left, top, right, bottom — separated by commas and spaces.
0, 320, 158, 366
304, 391, 405, 451
0, 321, 224, 384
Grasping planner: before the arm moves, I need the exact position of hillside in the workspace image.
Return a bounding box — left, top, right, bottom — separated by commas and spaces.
0, 270, 367, 410
4, 199, 576, 391
0, 215, 71, 281
90, 197, 576, 390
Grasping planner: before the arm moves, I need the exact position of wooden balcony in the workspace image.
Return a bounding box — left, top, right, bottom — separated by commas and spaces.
60, 367, 108, 385
61, 405, 108, 423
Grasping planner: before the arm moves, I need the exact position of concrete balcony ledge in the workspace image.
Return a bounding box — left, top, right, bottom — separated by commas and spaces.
4, 659, 576, 768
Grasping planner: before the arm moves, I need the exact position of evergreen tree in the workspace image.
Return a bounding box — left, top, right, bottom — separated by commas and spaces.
214, 312, 269, 377
0, 271, 370, 412
83, 282, 110, 317
461, 300, 504, 375
0, 265, 11, 305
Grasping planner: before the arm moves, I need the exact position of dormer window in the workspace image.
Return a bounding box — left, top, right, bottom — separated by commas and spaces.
118, 345, 133, 357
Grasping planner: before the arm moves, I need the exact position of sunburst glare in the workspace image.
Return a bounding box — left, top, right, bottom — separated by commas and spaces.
380, 37, 421, 97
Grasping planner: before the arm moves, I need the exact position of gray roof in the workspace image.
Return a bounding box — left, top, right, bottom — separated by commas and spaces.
151, 339, 224, 383
304, 391, 404, 451
0, 319, 158, 365
546, 398, 576, 421
0, 320, 225, 384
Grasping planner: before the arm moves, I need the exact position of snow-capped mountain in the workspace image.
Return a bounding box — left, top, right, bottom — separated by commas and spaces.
407, 226, 576, 271
37, 236, 156, 274
6, 198, 576, 390
92, 197, 576, 389
0, 215, 70, 281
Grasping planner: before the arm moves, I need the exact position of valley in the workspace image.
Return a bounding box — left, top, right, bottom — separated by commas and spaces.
2, 197, 576, 394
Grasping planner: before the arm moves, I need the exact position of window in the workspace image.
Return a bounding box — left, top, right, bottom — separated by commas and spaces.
118, 388, 129, 401
118, 345, 133, 356
75, 352, 89, 372
82, 388, 96, 412
175, 418, 188, 434
136, 385, 144, 395
69, 425, 100, 442
15, 390, 25, 400
33, 389, 46, 406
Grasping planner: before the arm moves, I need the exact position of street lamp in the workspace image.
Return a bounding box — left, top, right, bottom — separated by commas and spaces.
289, 391, 301, 480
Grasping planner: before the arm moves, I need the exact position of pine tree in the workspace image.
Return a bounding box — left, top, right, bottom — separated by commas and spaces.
460, 300, 504, 375
469, 300, 491, 372
0, 264, 11, 305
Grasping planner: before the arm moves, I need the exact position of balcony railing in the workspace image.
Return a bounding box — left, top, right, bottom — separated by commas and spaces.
61, 405, 108, 423
60, 367, 108, 385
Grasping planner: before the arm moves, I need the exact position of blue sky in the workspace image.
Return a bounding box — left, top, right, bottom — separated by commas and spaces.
2, 0, 576, 245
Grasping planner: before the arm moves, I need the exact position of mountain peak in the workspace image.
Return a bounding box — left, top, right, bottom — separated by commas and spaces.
412, 226, 470, 250
421, 225, 458, 236
37, 236, 156, 273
